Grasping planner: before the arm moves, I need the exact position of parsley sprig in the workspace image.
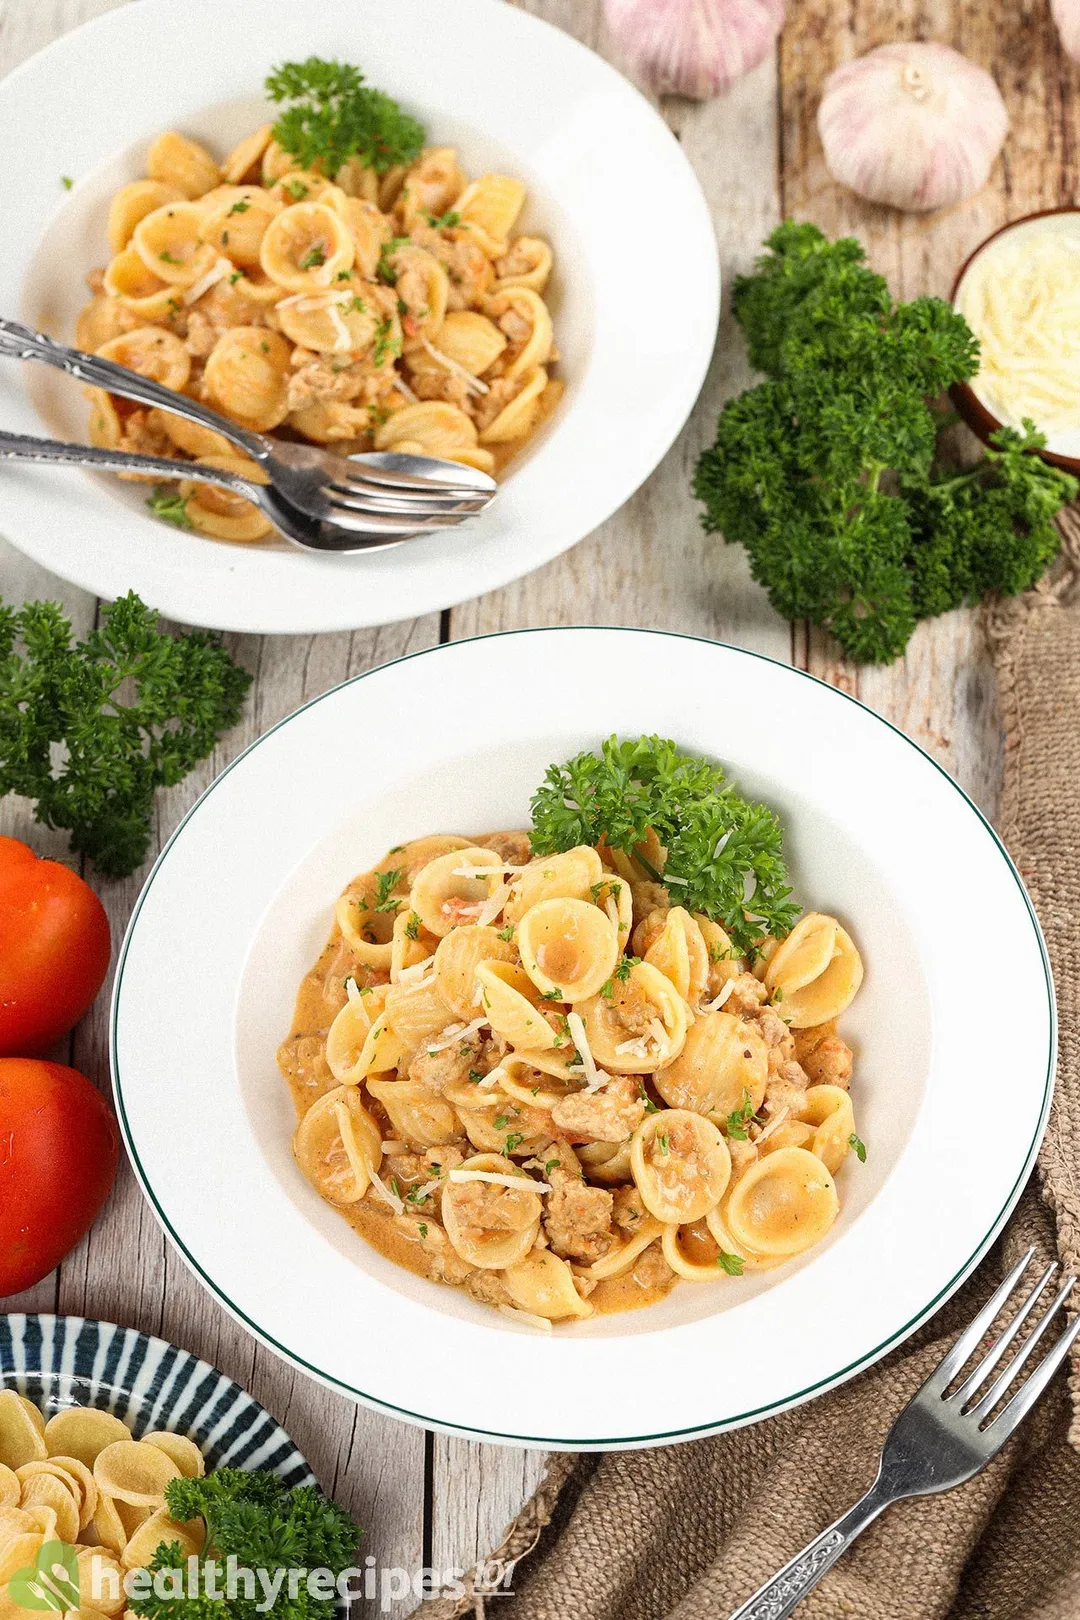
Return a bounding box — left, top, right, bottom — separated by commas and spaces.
0, 593, 250, 876
529, 735, 798, 954
266, 58, 425, 177
130, 1469, 358, 1620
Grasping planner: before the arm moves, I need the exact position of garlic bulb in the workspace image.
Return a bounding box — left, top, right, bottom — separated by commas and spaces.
603, 0, 785, 100
817, 43, 1008, 213
1052, 0, 1080, 62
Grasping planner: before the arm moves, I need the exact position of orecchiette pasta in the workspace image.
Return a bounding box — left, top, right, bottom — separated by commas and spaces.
280, 824, 865, 1330
81, 120, 561, 541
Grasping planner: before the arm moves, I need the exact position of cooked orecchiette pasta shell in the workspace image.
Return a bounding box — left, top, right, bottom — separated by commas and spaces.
260, 201, 355, 291
504, 846, 604, 927
261, 138, 300, 185
287, 399, 375, 442
434, 924, 516, 1021
797, 1084, 856, 1173
335, 875, 405, 965
502, 1250, 592, 1321
325, 988, 380, 1085
510, 1044, 585, 1082
84, 388, 122, 450
374, 398, 480, 457
366, 1078, 461, 1148
424, 310, 507, 376
695, 915, 744, 990
146, 131, 221, 199
579, 960, 687, 1073
178, 456, 272, 543
390, 910, 434, 983
333, 155, 380, 201
275, 287, 379, 355
221, 123, 273, 185
494, 236, 553, 294
455, 174, 526, 248
396, 146, 466, 229
97, 328, 190, 392
630, 1109, 731, 1224
383, 977, 455, 1055
203, 326, 292, 431
268, 172, 342, 209
102, 247, 178, 318
661, 1220, 736, 1283
644, 906, 708, 1003
441, 1153, 542, 1269
583, 1215, 664, 1279
478, 366, 548, 444
757, 1120, 815, 1157
498, 1053, 581, 1112
201, 186, 281, 268
654, 1009, 768, 1117
517, 896, 618, 1003
409, 845, 504, 937
592, 874, 634, 949
293, 1085, 382, 1204
486, 287, 553, 378
107, 180, 186, 256
724, 1146, 839, 1257
378, 164, 408, 211
222, 266, 286, 306
704, 1203, 792, 1273
765, 913, 864, 1027
323, 195, 390, 277
132, 202, 216, 287
441, 445, 497, 473
475, 961, 557, 1051
75, 296, 139, 352
393, 834, 475, 881
575, 1138, 633, 1185
150, 409, 234, 461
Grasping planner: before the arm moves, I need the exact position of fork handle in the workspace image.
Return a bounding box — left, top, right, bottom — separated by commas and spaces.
0, 427, 258, 496
0, 317, 270, 464
728, 1476, 894, 1620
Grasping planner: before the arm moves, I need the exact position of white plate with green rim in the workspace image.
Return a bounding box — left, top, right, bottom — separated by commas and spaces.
111, 628, 1054, 1448
0, 0, 718, 633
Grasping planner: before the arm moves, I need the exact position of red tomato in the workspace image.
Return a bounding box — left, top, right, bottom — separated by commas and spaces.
0, 839, 111, 1055
0, 1058, 119, 1296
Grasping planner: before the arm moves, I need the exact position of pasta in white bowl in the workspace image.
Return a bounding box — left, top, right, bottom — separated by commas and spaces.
0, 0, 719, 632
111, 628, 1053, 1448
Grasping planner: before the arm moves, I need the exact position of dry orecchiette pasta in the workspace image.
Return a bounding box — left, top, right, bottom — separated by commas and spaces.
78, 116, 564, 544
279, 823, 866, 1330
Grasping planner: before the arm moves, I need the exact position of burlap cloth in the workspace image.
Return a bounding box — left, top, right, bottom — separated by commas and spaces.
419, 523, 1080, 1620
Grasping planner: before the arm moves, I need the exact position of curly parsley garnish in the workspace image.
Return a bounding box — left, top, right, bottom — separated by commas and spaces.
265, 57, 425, 177
849, 1132, 867, 1163
147, 485, 193, 529
725, 1089, 755, 1141
373, 868, 405, 911
530, 735, 798, 954
716, 1251, 745, 1276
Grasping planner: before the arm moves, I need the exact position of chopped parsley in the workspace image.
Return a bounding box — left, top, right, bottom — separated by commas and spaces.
266, 57, 425, 176
425, 209, 461, 229
418, 1222, 428, 1239
299, 245, 326, 270
539, 987, 564, 1002
227, 198, 251, 215
404, 911, 421, 940
372, 315, 401, 366
377, 236, 411, 284
716, 1251, 745, 1276
849, 1132, 867, 1163
725, 1088, 755, 1141
614, 958, 632, 982
60, 175, 73, 190
497, 924, 515, 942
544, 1158, 560, 1175
600, 979, 614, 1000
504, 1132, 525, 1154
405, 1185, 430, 1205
284, 177, 310, 200
656, 1133, 670, 1156
373, 867, 405, 911
147, 485, 192, 529
158, 250, 182, 264
493, 1114, 509, 1129
228, 270, 243, 284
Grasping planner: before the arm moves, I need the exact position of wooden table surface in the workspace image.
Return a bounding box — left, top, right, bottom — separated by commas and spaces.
2, 0, 1069, 1610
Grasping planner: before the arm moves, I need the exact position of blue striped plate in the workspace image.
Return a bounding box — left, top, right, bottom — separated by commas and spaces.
0, 1314, 313, 1484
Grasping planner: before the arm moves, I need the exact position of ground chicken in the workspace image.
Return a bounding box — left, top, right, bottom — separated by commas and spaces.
543, 1167, 613, 1262
480, 829, 532, 866
795, 1024, 854, 1087
725, 972, 769, 1016
286, 352, 374, 412
630, 1241, 674, 1291
465, 1269, 514, 1309
406, 366, 474, 410
631, 908, 669, 959
630, 880, 670, 929
470, 375, 526, 434
550, 1078, 644, 1144
408, 1035, 484, 1094
763, 1066, 809, 1119
727, 1136, 758, 1183
612, 1184, 649, 1232
394, 1213, 474, 1284
277, 1035, 337, 1110
755, 1007, 793, 1051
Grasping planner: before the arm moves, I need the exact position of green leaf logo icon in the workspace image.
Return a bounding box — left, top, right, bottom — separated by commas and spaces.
8, 1541, 80, 1613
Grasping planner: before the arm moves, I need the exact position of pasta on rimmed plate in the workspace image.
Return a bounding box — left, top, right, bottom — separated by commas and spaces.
279, 819, 866, 1331
76, 61, 562, 544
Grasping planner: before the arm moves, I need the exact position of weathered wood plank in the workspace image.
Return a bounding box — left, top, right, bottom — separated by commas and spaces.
779, 0, 1070, 817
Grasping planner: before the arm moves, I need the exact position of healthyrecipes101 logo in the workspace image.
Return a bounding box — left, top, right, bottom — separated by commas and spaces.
8, 1543, 81, 1612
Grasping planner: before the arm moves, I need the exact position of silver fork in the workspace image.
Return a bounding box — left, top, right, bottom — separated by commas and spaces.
731, 1247, 1080, 1620
0, 316, 496, 538
0, 427, 464, 553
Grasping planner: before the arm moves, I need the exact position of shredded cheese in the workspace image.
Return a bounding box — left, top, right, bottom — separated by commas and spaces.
566, 1012, 604, 1091
182, 257, 233, 306
702, 980, 735, 1013
478, 1063, 510, 1090
394, 376, 419, 404
475, 882, 511, 928
498, 1305, 553, 1332
755, 1107, 789, 1145
957, 228, 1080, 433
448, 1169, 551, 1193
420, 334, 490, 395
614, 1035, 651, 1060
426, 1016, 487, 1054
397, 955, 436, 984
368, 1167, 405, 1214
380, 1139, 409, 1156
344, 977, 363, 1004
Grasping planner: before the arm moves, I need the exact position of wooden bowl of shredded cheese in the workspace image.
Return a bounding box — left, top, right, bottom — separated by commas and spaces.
951, 207, 1080, 473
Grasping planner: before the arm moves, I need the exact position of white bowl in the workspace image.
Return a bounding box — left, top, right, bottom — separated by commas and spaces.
0, 0, 719, 633
111, 628, 1054, 1449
